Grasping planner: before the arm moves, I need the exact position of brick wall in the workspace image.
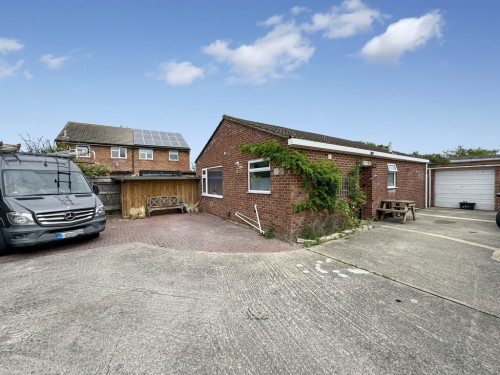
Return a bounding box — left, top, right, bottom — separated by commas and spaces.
71, 144, 190, 175
196, 118, 427, 240
369, 158, 427, 213
196, 120, 302, 241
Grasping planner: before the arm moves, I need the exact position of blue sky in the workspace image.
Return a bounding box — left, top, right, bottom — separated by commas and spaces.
1, 0, 499, 160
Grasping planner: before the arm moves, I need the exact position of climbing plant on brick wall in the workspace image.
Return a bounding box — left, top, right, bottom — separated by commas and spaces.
240, 140, 365, 218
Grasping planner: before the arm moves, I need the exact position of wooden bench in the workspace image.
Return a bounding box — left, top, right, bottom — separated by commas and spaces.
146, 196, 184, 217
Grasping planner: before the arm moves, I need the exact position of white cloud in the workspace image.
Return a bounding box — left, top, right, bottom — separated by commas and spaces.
0, 59, 24, 80
203, 22, 314, 84
23, 70, 33, 80
156, 61, 204, 86
39, 54, 71, 69
0, 38, 23, 55
259, 15, 284, 27
303, 0, 383, 39
361, 11, 443, 64
291, 6, 308, 16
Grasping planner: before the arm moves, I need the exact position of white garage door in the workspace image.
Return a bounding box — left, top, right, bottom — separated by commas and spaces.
434, 169, 495, 210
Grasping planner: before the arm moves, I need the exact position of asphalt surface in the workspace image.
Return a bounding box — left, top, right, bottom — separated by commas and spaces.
0, 209, 499, 374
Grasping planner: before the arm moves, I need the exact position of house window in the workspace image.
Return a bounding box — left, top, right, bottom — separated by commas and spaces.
139, 148, 153, 160
387, 164, 398, 188
248, 159, 271, 194
338, 176, 349, 196
111, 147, 127, 159
202, 166, 223, 197
169, 150, 179, 161
76, 145, 90, 158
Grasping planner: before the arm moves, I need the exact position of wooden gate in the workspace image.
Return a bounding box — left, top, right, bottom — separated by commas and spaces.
90, 177, 121, 211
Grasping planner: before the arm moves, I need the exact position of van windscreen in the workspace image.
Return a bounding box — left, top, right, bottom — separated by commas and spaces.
3, 170, 92, 196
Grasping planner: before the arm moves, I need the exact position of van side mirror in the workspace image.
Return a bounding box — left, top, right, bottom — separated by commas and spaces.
92, 185, 100, 194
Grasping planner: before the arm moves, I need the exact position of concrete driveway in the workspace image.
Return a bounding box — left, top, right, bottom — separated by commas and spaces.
316, 207, 500, 316
0, 210, 499, 374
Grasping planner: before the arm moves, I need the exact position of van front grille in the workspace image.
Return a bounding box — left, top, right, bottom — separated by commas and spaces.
36, 208, 95, 226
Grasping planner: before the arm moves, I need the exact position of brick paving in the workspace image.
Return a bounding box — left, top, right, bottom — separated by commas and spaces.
1, 213, 300, 262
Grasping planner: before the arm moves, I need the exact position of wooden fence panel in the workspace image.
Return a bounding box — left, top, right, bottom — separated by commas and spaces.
90, 177, 122, 211
120, 179, 198, 216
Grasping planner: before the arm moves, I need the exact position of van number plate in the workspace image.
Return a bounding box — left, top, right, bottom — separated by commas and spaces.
55, 229, 84, 239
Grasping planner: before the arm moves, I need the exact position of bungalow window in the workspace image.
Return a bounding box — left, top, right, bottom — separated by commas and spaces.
387, 163, 398, 188
202, 166, 223, 197
139, 148, 153, 160
76, 145, 90, 158
169, 150, 179, 161
111, 146, 127, 159
248, 159, 270, 194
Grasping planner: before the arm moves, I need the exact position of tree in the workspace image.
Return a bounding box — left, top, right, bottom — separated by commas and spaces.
19, 134, 63, 153
359, 141, 389, 151
411, 151, 449, 164
443, 145, 499, 158
412, 146, 499, 164
19, 134, 110, 177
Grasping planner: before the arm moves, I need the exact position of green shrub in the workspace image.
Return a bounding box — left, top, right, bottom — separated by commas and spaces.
263, 227, 275, 239
77, 163, 111, 178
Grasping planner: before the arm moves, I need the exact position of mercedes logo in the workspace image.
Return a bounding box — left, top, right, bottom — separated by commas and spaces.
64, 211, 76, 221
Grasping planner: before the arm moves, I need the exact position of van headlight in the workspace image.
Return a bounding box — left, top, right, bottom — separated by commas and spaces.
95, 204, 105, 217
7, 212, 35, 225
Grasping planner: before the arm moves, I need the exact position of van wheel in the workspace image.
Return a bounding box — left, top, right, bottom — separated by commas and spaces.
496, 211, 500, 228
0, 231, 10, 256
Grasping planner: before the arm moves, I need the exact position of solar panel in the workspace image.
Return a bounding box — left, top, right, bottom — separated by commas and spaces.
132, 129, 189, 148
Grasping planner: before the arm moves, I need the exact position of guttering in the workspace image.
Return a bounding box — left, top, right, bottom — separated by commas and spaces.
449, 157, 500, 163
428, 164, 500, 170
287, 138, 429, 163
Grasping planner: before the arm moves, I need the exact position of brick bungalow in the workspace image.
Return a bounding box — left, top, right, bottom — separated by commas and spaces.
55, 122, 191, 175
196, 115, 429, 240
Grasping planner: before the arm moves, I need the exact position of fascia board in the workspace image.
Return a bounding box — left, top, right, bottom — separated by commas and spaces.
287, 138, 429, 163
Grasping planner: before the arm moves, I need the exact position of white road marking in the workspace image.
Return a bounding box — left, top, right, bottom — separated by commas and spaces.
419, 213, 495, 223
315, 262, 329, 274
347, 268, 370, 274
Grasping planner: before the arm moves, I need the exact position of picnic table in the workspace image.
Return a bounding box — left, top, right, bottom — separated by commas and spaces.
377, 199, 416, 223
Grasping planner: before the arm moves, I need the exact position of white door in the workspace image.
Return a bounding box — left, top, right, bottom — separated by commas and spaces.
434, 168, 495, 210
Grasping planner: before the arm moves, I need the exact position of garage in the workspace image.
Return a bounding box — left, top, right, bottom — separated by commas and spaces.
434, 168, 495, 210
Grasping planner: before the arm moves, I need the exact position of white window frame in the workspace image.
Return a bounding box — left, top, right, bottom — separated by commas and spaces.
111, 146, 127, 159
76, 145, 90, 158
139, 148, 153, 160
169, 150, 179, 161
248, 158, 271, 194
387, 163, 398, 188
201, 166, 223, 198
338, 176, 349, 196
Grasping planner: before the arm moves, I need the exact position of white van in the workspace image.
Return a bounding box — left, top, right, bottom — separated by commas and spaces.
0, 149, 106, 254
